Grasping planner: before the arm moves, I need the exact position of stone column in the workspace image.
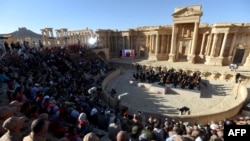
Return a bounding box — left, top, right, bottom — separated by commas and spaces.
108, 35, 111, 48
147, 35, 150, 52
187, 29, 191, 37
45, 30, 49, 37
145, 35, 149, 53
121, 36, 124, 48
190, 22, 199, 55
71, 33, 74, 45
243, 51, 250, 67
228, 33, 237, 62
128, 36, 130, 49
56, 31, 59, 38
205, 34, 212, 56
151, 35, 154, 53
50, 29, 54, 37
219, 32, 229, 57
158, 35, 161, 53
199, 33, 206, 58
169, 24, 177, 61
81, 33, 84, 44
79, 33, 83, 46
115, 36, 118, 57
210, 33, 218, 57
67, 33, 70, 44
179, 41, 183, 56
155, 34, 159, 55
181, 26, 185, 37
166, 35, 170, 54
170, 25, 176, 54
161, 34, 165, 54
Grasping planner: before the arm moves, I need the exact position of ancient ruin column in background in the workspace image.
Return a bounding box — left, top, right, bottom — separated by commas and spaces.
71, 33, 74, 44
169, 24, 177, 61
107, 35, 110, 48
243, 51, 250, 67
115, 36, 118, 57
80, 33, 84, 45
199, 33, 207, 58
166, 35, 170, 54
151, 35, 154, 53
146, 35, 149, 53
190, 22, 199, 55
128, 36, 130, 49
210, 33, 218, 57
219, 32, 229, 57
161, 34, 165, 54
155, 34, 159, 55
228, 33, 237, 62
170, 24, 176, 54
122, 36, 125, 48
205, 34, 212, 56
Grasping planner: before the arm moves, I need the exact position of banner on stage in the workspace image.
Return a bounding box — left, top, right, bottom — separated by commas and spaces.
121, 49, 135, 59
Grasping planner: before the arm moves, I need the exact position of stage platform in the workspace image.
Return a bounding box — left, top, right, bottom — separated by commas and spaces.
129, 80, 200, 97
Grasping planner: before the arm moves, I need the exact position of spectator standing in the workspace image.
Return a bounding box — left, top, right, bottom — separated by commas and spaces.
108, 116, 122, 141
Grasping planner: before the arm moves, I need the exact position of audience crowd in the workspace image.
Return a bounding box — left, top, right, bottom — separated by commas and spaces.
0, 41, 249, 141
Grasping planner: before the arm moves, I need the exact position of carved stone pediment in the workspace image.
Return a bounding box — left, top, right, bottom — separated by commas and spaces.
172, 5, 202, 17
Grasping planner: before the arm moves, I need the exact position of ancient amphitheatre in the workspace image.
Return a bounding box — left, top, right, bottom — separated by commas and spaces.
1, 5, 250, 124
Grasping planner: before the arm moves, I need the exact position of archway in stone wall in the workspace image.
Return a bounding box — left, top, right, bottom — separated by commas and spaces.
97, 51, 106, 60
177, 40, 190, 61
139, 45, 146, 57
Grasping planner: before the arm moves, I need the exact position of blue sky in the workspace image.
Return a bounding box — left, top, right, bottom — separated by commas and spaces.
0, 0, 249, 34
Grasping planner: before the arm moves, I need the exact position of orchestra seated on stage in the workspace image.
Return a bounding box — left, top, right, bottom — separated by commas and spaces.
133, 65, 201, 90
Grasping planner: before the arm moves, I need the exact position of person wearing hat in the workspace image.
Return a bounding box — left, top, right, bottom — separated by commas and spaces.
0, 116, 25, 141
23, 118, 50, 141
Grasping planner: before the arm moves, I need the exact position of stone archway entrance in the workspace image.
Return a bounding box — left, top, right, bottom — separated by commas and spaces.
232, 49, 245, 64
139, 45, 146, 57
178, 40, 190, 61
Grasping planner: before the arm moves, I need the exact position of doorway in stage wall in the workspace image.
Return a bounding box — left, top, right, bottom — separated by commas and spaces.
178, 40, 189, 61
232, 49, 245, 65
